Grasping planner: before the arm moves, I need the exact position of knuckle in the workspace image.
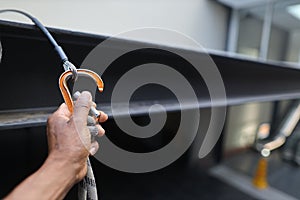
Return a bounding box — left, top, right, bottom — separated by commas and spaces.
75, 101, 90, 109
47, 114, 55, 125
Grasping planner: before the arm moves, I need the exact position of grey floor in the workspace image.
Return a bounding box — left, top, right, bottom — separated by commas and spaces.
89, 159, 257, 200
217, 150, 300, 200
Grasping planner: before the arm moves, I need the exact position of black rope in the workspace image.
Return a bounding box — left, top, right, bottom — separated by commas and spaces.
0, 9, 68, 63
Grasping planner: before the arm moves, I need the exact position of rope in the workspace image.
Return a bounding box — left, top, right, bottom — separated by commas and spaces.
73, 91, 99, 200
78, 158, 98, 200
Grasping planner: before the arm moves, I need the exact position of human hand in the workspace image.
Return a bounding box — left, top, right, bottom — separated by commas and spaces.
46, 91, 108, 182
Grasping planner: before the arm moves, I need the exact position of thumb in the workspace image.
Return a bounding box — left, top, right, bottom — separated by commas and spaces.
73, 91, 92, 126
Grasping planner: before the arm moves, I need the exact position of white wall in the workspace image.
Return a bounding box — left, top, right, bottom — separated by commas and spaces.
237, 15, 288, 61
268, 25, 288, 61
287, 30, 300, 62
237, 16, 263, 54
0, 0, 229, 50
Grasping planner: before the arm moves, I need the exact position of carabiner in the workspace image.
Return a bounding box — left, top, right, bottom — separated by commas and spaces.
59, 69, 104, 119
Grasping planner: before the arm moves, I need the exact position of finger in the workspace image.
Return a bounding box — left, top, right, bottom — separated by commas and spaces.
88, 124, 105, 137
74, 92, 96, 107
89, 141, 99, 155
98, 111, 108, 123
73, 91, 92, 125
87, 116, 96, 126
95, 124, 105, 137
74, 92, 99, 119
73, 91, 81, 100
88, 125, 99, 136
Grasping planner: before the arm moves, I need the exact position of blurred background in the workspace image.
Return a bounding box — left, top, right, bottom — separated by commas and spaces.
1, 0, 300, 199
1, 0, 300, 63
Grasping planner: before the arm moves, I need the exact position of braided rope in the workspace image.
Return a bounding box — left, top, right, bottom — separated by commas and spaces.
78, 158, 98, 200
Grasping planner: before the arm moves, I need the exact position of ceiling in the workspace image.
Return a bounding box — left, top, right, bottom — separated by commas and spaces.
217, 0, 275, 9
218, 0, 300, 31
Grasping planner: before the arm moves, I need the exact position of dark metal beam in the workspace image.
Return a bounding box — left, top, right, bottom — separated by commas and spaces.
1, 20, 300, 130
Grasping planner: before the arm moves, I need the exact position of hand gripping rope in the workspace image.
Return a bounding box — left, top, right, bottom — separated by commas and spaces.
59, 69, 104, 200
0, 9, 103, 200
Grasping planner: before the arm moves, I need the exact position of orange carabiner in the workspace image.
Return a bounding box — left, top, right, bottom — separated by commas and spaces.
59, 69, 104, 116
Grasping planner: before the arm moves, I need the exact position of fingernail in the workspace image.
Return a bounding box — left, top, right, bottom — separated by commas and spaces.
99, 126, 105, 136
73, 91, 81, 100
90, 147, 97, 155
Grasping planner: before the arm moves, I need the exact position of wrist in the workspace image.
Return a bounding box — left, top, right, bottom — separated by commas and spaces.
44, 155, 77, 184
46, 151, 87, 183
5, 154, 81, 200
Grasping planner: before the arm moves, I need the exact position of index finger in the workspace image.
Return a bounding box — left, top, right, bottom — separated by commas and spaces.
98, 111, 108, 123
73, 91, 92, 125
